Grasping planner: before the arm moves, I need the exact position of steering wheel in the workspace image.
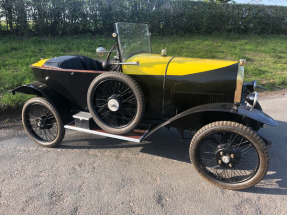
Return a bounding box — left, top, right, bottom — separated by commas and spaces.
106, 43, 118, 61
102, 43, 119, 70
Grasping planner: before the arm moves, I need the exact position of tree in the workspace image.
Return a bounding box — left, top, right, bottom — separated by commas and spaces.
0, 0, 14, 32
14, 0, 29, 36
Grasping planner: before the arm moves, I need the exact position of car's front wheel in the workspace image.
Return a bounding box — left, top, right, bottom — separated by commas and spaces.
190, 121, 269, 190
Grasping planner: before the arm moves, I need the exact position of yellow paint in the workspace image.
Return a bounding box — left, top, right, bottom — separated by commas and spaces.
31, 54, 237, 76
124, 54, 237, 76
31, 59, 50, 67
167, 57, 237, 76
123, 54, 173, 76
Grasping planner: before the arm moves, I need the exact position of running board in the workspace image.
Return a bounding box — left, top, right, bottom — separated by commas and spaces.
64, 123, 150, 143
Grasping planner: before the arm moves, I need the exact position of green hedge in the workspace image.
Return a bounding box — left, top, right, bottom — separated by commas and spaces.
0, 1, 287, 36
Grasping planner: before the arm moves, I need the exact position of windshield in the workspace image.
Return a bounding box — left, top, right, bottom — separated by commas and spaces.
115, 22, 151, 61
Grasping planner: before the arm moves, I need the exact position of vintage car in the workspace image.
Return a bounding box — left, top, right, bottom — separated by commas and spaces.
12, 22, 277, 190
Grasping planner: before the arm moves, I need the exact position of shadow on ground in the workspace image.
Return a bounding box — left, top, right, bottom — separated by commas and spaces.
240, 120, 287, 195
59, 121, 287, 195
60, 127, 190, 163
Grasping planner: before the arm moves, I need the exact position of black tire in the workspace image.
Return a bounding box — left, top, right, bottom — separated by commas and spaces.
190, 121, 269, 190
87, 72, 145, 134
22, 97, 65, 147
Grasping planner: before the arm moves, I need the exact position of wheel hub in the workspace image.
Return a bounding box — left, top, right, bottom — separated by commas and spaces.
215, 147, 240, 168
37, 119, 46, 129
36, 116, 54, 130
108, 98, 120, 112
221, 155, 231, 164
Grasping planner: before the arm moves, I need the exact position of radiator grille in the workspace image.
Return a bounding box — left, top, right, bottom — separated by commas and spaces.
173, 91, 225, 109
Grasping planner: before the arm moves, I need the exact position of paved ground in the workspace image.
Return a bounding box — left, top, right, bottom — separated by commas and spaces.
0, 92, 287, 215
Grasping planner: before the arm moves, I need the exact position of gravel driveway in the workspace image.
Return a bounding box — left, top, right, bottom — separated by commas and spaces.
0, 92, 287, 215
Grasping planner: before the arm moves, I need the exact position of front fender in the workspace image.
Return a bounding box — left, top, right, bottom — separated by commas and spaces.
145, 103, 277, 139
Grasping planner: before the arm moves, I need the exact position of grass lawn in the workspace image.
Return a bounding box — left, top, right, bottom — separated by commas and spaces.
0, 34, 287, 110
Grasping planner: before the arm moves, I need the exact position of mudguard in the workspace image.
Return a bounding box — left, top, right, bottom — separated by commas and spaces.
11, 81, 74, 123
145, 103, 277, 139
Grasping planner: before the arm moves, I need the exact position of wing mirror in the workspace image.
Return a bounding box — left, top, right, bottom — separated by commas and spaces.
96, 47, 107, 57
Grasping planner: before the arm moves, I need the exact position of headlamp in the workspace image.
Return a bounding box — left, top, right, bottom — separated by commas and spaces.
245, 92, 258, 109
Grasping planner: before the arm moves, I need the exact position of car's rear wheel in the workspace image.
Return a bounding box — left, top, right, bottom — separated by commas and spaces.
190, 121, 269, 190
22, 97, 65, 147
87, 72, 144, 134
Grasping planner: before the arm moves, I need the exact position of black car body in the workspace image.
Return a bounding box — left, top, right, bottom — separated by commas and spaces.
12, 22, 277, 190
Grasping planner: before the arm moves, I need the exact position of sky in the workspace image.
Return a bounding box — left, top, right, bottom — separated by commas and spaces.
235, 0, 287, 6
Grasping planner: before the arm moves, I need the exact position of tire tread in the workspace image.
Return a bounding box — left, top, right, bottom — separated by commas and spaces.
189, 121, 269, 190
22, 97, 65, 147
87, 71, 145, 134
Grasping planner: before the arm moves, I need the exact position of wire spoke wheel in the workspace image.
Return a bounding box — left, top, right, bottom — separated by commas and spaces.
198, 131, 259, 183
93, 80, 137, 128
87, 72, 144, 134
190, 121, 269, 190
22, 97, 65, 147
26, 104, 58, 141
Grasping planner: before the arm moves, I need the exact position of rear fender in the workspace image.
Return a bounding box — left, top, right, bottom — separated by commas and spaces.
144, 103, 277, 139
11, 82, 74, 123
